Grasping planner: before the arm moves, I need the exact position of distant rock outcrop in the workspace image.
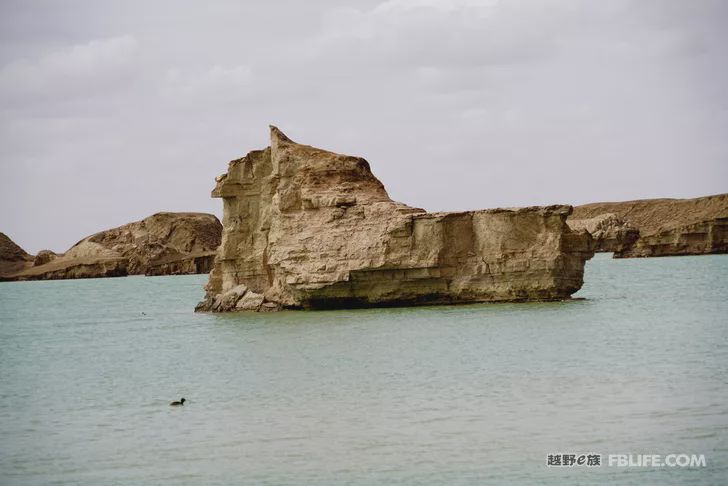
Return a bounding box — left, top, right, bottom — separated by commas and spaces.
618, 218, 727, 258
571, 194, 728, 258
197, 127, 594, 312
5, 213, 222, 281
0, 232, 33, 278
567, 213, 640, 253
33, 250, 59, 266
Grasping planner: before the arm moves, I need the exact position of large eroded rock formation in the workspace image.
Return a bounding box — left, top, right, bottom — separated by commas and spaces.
5, 212, 222, 281
197, 127, 594, 312
570, 194, 728, 258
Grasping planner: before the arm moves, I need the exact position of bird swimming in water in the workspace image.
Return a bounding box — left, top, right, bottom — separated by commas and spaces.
169, 398, 186, 406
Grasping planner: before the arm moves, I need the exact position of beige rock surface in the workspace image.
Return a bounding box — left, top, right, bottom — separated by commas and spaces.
236, 291, 265, 311
6, 212, 222, 281
13, 257, 129, 280
144, 253, 217, 276
571, 194, 728, 257
567, 213, 640, 253
617, 218, 727, 258
197, 127, 594, 311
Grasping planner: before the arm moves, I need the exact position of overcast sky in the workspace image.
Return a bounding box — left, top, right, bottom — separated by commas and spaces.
1, 0, 726, 253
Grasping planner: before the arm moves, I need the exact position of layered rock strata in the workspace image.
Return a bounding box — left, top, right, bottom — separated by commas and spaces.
567, 213, 639, 253
571, 194, 728, 258
5, 212, 222, 281
197, 127, 594, 312
618, 218, 727, 257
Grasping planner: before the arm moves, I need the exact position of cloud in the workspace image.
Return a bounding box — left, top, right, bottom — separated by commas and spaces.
162, 64, 253, 107
0, 35, 138, 106
305, 0, 580, 69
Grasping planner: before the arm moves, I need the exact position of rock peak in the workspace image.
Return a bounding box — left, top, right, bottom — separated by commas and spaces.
269, 125, 292, 144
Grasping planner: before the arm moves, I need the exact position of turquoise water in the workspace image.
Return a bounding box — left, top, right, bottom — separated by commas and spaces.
1, 253, 726, 485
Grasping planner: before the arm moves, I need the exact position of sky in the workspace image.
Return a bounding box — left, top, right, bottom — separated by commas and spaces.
1, 0, 727, 253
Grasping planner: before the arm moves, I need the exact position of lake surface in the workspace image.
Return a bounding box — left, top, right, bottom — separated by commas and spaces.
1, 253, 726, 485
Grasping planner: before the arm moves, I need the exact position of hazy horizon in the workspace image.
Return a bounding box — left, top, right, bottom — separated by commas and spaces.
2, 0, 727, 254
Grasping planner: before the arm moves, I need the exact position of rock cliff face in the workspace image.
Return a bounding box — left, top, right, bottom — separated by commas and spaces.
0, 232, 34, 278
617, 218, 727, 257
570, 194, 728, 258
197, 127, 594, 312
5, 212, 222, 281
567, 213, 640, 253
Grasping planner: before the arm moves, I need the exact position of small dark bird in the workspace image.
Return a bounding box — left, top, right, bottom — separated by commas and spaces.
170, 398, 186, 406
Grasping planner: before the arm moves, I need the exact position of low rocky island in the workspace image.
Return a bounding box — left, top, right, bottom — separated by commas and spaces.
569, 194, 727, 258
196, 127, 595, 312
1, 212, 222, 281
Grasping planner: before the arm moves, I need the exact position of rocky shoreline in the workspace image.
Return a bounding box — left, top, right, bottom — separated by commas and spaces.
0, 213, 221, 281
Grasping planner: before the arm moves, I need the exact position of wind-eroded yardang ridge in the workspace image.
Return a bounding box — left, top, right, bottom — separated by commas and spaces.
197, 127, 594, 312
